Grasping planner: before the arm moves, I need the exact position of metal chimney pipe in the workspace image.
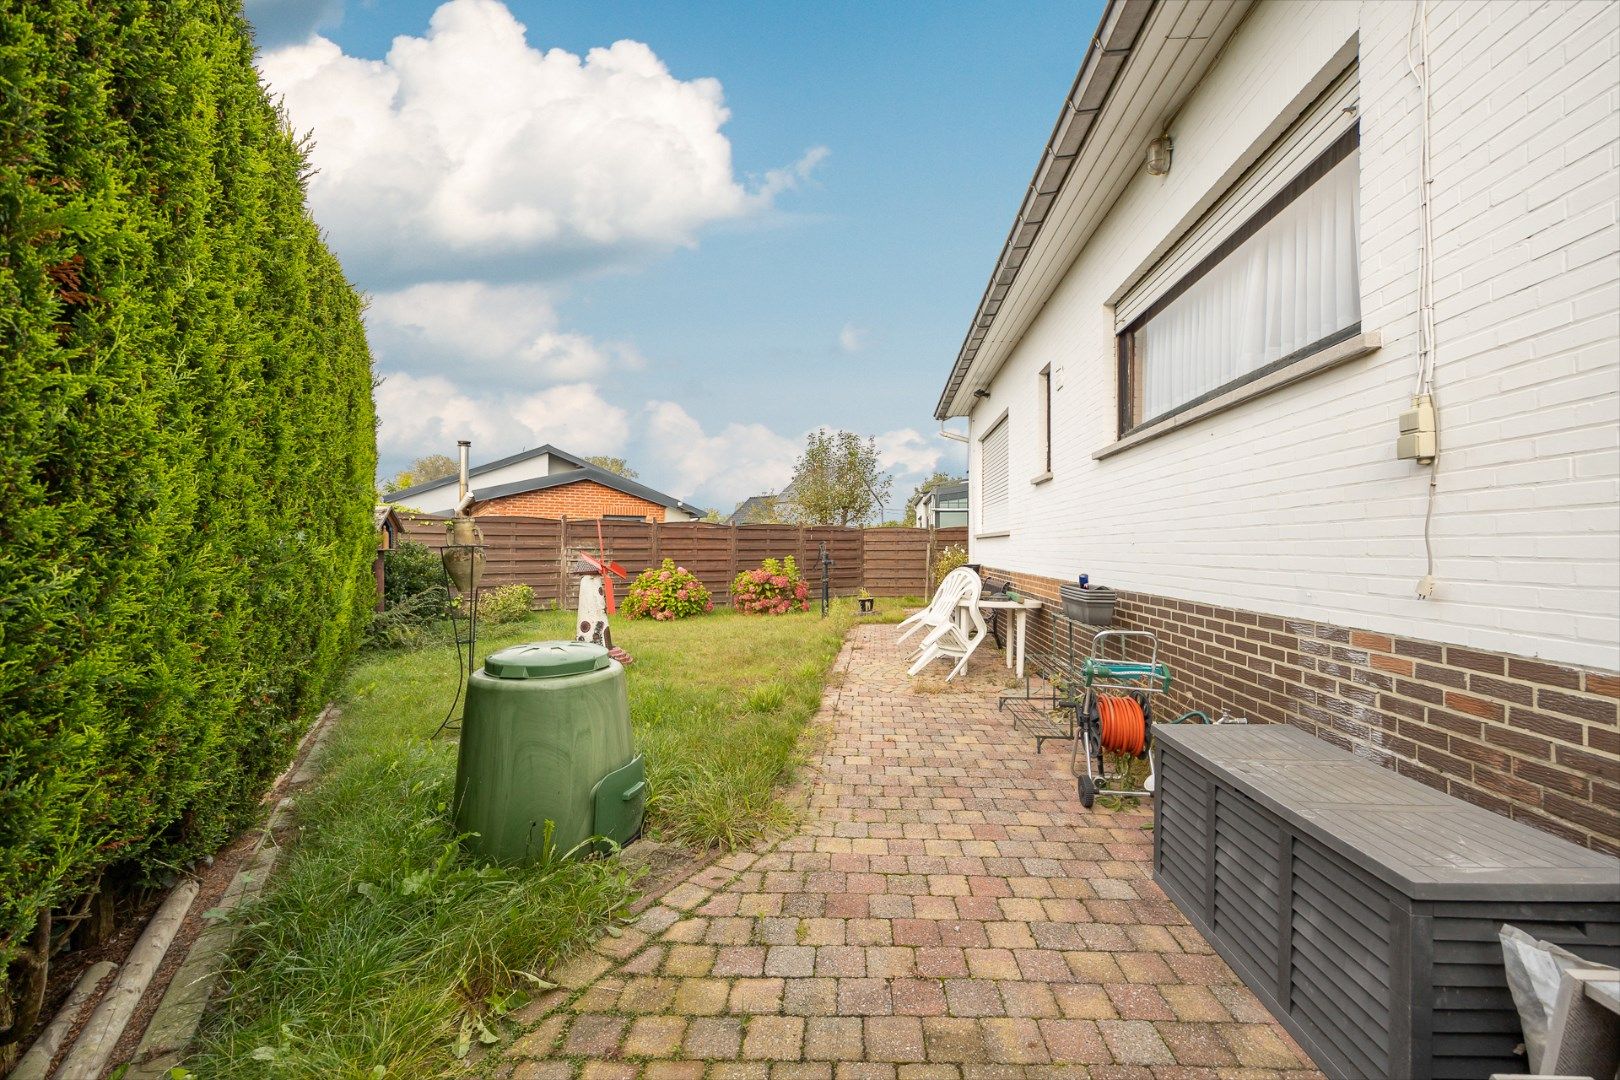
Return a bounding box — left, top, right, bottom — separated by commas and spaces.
457, 440, 471, 505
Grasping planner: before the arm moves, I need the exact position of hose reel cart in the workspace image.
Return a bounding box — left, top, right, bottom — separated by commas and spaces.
1070, 630, 1172, 808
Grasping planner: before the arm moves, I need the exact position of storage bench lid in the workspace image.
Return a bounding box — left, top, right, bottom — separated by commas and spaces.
1155, 724, 1620, 901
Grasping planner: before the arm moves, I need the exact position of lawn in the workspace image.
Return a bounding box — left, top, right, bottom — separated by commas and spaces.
190, 599, 912, 1077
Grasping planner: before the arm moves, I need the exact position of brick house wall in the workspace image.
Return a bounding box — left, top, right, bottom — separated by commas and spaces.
470, 480, 666, 521
963, 0, 1619, 670
983, 566, 1620, 854
948, 2, 1618, 848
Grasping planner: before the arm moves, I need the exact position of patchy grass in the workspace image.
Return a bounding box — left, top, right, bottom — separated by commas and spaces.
191, 598, 915, 1076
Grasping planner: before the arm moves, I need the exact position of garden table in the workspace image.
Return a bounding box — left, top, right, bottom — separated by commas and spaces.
958, 596, 1042, 677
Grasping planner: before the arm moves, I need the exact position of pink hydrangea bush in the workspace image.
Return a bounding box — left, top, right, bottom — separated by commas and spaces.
731, 556, 810, 615
621, 559, 713, 620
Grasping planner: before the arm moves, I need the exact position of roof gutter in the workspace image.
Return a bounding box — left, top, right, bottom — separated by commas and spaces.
933, 0, 1157, 420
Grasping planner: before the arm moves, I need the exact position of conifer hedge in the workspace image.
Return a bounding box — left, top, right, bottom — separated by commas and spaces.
0, 0, 377, 1020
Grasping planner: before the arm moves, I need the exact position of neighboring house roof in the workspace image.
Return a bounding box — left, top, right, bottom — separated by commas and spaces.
475, 463, 700, 517
382, 443, 589, 503
935, 0, 1245, 418
727, 495, 777, 525
932, 482, 969, 502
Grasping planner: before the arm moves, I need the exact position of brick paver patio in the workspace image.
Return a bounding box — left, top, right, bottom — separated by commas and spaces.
500, 624, 1323, 1079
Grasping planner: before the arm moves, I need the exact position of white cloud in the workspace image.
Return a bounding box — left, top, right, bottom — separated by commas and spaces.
244, 0, 343, 49
258, 0, 827, 283
875, 428, 943, 478
838, 322, 866, 353
374, 373, 629, 461
367, 281, 643, 386
639, 402, 799, 507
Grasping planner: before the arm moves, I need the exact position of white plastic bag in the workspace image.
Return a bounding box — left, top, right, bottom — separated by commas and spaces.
1499, 923, 1618, 1073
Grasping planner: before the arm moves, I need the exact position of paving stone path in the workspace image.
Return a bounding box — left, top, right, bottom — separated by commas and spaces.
500, 624, 1322, 1079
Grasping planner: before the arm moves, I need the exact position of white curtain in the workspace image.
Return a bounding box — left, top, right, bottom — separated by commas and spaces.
979, 419, 1009, 532
1137, 149, 1360, 422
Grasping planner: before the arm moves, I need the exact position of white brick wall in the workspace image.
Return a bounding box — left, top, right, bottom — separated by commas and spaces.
967, 0, 1619, 670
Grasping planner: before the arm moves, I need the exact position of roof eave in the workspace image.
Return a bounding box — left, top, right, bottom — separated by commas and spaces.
933, 0, 1157, 421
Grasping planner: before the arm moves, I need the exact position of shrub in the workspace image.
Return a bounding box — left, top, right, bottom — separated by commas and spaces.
477, 583, 535, 625
0, 2, 375, 1032
731, 557, 810, 615
382, 539, 448, 610
621, 560, 713, 621
932, 544, 969, 589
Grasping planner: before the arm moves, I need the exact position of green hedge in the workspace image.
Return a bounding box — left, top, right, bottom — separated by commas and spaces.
0, 0, 377, 986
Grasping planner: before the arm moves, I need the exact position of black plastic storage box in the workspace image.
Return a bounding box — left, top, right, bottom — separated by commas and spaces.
1153, 723, 1620, 1080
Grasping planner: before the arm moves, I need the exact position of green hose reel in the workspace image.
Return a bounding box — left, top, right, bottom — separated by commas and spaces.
1079, 658, 1172, 692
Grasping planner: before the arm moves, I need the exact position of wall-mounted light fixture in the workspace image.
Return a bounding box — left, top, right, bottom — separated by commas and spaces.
1145, 133, 1173, 176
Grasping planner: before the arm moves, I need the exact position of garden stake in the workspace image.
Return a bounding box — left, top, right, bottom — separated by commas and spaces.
818, 542, 833, 618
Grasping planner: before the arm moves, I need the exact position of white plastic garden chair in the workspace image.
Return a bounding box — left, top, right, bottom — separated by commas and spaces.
905, 571, 988, 681
896, 567, 981, 646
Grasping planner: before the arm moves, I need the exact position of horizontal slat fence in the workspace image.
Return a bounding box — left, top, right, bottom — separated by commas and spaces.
398, 516, 968, 606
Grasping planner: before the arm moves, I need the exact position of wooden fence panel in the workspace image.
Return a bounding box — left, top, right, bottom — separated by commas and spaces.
563, 519, 656, 608
391, 516, 960, 608
799, 527, 863, 596
862, 528, 932, 596
656, 522, 739, 601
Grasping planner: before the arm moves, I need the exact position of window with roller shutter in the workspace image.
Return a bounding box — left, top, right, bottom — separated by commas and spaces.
977, 415, 1009, 535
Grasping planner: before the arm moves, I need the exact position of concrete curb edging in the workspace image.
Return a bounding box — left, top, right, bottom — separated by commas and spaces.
9, 962, 118, 1080
54, 881, 200, 1079
123, 800, 290, 1079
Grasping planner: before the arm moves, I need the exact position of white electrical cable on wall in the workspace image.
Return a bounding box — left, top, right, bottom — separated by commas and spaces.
1408, 0, 1437, 399
1408, 0, 1441, 598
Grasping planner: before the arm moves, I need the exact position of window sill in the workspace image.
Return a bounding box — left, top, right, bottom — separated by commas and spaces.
975, 530, 1011, 540
1094, 331, 1381, 461
1029, 471, 1053, 486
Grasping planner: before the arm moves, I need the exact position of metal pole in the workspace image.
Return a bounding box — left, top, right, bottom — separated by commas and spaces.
819, 542, 832, 618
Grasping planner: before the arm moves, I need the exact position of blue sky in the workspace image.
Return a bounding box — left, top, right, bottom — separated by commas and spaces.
244, 0, 1102, 514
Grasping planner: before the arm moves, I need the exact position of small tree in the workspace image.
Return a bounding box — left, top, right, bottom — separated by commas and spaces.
905, 471, 965, 523
586, 455, 638, 479
382, 453, 458, 495
786, 430, 892, 527
734, 495, 785, 525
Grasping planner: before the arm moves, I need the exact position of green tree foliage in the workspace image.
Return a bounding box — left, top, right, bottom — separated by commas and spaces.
786, 430, 892, 527
381, 453, 458, 495
732, 495, 784, 525
0, 0, 377, 1010
585, 455, 639, 479
905, 471, 966, 522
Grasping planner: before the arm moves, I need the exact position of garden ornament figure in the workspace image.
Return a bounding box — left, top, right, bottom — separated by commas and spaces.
573, 522, 632, 664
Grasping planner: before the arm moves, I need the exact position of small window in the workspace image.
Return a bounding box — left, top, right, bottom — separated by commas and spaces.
1037, 365, 1053, 476
978, 415, 1009, 534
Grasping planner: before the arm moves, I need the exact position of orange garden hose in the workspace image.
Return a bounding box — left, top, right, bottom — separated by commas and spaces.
1097, 694, 1147, 755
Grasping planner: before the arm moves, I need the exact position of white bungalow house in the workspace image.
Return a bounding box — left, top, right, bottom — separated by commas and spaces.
936, 0, 1618, 850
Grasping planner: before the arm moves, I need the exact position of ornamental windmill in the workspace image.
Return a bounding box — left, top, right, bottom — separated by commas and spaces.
572, 520, 633, 665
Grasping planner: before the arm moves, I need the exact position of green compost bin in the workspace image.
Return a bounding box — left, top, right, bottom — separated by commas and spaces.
454, 641, 645, 864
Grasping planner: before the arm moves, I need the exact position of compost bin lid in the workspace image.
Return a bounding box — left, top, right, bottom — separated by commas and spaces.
484, 641, 610, 680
